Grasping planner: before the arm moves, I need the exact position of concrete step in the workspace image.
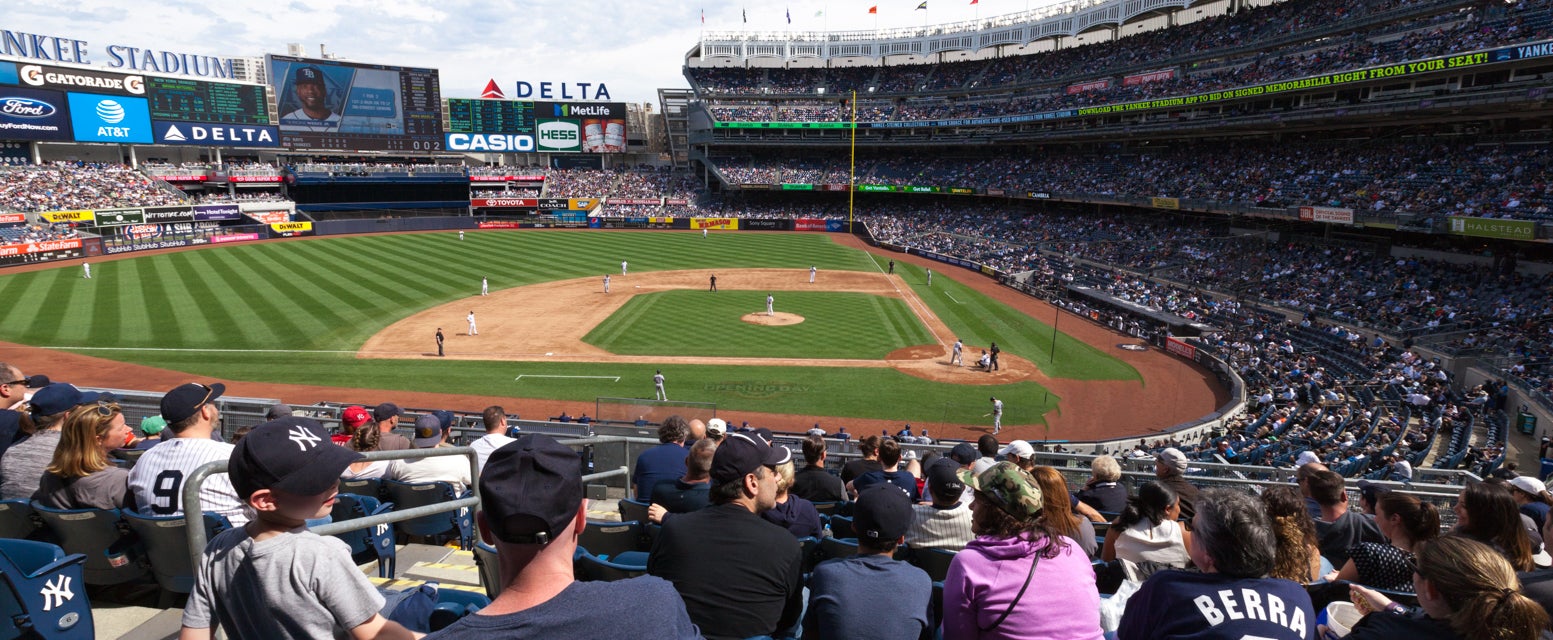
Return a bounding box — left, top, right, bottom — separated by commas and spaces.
401, 560, 483, 588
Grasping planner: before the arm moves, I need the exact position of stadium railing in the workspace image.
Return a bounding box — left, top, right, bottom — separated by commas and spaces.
178, 444, 628, 570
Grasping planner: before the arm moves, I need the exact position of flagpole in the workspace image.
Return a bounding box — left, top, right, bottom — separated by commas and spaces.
848, 89, 856, 235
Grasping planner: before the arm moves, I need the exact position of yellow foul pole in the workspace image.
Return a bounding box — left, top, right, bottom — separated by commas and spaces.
848, 89, 856, 233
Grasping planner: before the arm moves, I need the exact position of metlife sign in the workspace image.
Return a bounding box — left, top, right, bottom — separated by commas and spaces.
537, 101, 626, 119
535, 118, 580, 152
66, 92, 151, 143
0, 86, 72, 140
153, 121, 280, 147
445, 132, 535, 152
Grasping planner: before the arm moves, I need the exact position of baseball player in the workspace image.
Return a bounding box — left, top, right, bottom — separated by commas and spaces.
82, 262, 91, 279
926, 268, 932, 286
459, 230, 465, 241
654, 370, 667, 401
621, 260, 628, 276
809, 266, 817, 284
481, 277, 489, 296
888, 260, 895, 275
951, 338, 964, 366
604, 274, 611, 294
703, 228, 708, 239
436, 328, 445, 356
766, 294, 775, 317
989, 396, 1004, 434
709, 274, 717, 292
467, 311, 478, 336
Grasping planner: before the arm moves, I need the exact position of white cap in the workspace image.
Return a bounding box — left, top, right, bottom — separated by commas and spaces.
1295, 451, 1321, 468
1510, 476, 1548, 496
902, 450, 919, 461
998, 440, 1035, 460
706, 418, 727, 436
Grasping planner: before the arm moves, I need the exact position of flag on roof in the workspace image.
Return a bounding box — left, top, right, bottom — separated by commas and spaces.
917, 1, 927, 9
868, 5, 877, 13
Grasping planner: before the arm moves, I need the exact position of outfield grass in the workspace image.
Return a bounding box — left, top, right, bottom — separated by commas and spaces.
584, 290, 933, 359
0, 230, 1135, 424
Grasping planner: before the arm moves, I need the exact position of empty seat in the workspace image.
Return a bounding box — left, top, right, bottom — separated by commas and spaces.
382, 480, 473, 550
30, 504, 146, 585
617, 499, 651, 526
0, 498, 40, 540
472, 541, 502, 600
122, 511, 231, 601
327, 494, 398, 578
579, 520, 641, 560
911, 547, 958, 583
819, 537, 858, 561
0, 539, 93, 639
575, 551, 646, 581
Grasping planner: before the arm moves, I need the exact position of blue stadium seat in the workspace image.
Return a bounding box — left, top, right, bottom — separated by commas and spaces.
472, 541, 501, 600
810, 501, 844, 517
328, 494, 398, 578
121, 511, 230, 602
382, 480, 473, 550
29, 504, 146, 585
429, 587, 490, 632
579, 520, 641, 561
0, 498, 41, 540
617, 498, 651, 527
819, 537, 858, 561
0, 539, 93, 639
339, 478, 384, 501
575, 551, 646, 581
910, 547, 958, 583
827, 515, 855, 539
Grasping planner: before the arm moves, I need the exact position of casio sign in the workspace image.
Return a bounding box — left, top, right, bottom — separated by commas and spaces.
0, 97, 56, 118
446, 133, 534, 152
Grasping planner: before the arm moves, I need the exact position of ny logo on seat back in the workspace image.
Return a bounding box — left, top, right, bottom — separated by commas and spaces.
40, 574, 73, 611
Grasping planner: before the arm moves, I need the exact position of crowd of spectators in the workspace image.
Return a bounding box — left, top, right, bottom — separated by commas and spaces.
541, 168, 700, 200
0, 163, 187, 213
189, 191, 292, 204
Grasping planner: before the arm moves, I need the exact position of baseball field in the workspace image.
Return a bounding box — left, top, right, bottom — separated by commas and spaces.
0, 230, 1224, 440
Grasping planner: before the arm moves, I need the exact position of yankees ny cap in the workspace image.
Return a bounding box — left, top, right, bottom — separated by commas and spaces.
229, 417, 362, 501
160, 382, 224, 424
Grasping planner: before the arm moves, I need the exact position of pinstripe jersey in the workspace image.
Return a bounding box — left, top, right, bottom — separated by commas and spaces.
128, 438, 247, 525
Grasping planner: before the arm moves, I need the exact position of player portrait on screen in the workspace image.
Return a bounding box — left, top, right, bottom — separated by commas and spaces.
279, 65, 342, 132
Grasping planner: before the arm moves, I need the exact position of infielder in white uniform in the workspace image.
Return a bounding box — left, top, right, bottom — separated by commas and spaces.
603, 274, 611, 293
82, 262, 91, 279
621, 260, 628, 275
654, 370, 667, 401
809, 266, 816, 283
128, 382, 247, 525
767, 294, 775, 317
481, 277, 489, 296
467, 311, 478, 336
926, 268, 932, 286
951, 338, 964, 366
990, 396, 1004, 434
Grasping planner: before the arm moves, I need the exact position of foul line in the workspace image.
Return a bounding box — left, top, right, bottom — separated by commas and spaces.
40, 346, 362, 354
943, 291, 962, 304
871, 255, 950, 349
515, 375, 620, 382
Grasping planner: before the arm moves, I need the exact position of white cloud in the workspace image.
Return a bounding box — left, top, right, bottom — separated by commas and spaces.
3, 0, 1070, 104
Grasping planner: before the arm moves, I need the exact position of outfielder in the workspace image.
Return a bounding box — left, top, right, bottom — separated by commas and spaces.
621, 260, 628, 275
459, 230, 465, 241
604, 274, 611, 293
467, 310, 478, 336
703, 228, 708, 239
990, 396, 1004, 434
926, 268, 932, 286
654, 370, 667, 401
82, 262, 91, 279
951, 338, 964, 366
766, 294, 775, 317
809, 266, 817, 283
481, 277, 489, 296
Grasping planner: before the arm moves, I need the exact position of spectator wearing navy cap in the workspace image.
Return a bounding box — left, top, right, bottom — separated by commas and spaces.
372, 403, 412, 451
907, 459, 976, 551
648, 432, 803, 640
805, 484, 933, 639
1, 382, 112, 500
386, 414, 471, 494
424, 434, 699, 639
129, 382, 247, 525
181, 417, 417, 640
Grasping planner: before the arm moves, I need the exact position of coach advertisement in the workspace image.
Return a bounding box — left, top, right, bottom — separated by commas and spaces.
690, 218, 739, 231
741, 219, 792, 231
0, 238, 83, 267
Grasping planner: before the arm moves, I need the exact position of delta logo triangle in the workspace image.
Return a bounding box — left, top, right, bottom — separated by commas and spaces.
164, 125, 187, 142
480, 79, 505, 99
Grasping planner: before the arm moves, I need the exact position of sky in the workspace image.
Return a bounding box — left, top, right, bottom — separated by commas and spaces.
4, 0, 1072, 105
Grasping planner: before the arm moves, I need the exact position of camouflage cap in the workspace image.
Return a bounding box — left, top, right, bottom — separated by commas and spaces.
975, 461, 1044, 521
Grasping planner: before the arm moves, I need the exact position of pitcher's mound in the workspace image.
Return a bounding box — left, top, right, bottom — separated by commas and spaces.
742, 312, 805, 326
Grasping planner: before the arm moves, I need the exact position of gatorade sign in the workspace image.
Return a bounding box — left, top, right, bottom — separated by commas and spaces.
535, 118, 580, 152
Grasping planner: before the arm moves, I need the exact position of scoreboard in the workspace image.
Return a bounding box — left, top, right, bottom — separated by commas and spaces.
147, 76, 273, 125
446, 98, 534, 134
268, 54, 444, 152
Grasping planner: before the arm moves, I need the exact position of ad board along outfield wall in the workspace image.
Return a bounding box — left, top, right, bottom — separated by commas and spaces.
0, 230, 1221, 439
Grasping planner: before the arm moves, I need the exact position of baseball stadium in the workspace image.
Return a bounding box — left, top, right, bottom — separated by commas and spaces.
2, 0, 1553, 637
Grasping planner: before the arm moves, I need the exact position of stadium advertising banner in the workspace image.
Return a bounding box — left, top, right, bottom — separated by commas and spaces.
270, 221, 314, 237
0, 238, 83, 266
534, 118, 581, 152
1123, 69, 1176, 86
0, 85, 72, 140
781, 183, 814, 190
1448, 216, 1536, 241
471, 197, 537, 208
690, 218, 739, 230
0, 213, 24, 224
445, 98, 535, 152
1165, 337, 1198, 360
1151, 197, 1180, 210
40, 210, 92, 223
66, 91, 153, 143
1297, 206, 1354, 224
742, 219, 792, 231
794, 219, 829, 231
142, 206, 193, 223
609, 198, 660, 205
268, 54, 443, 152
192, 204, 242, 221
1066, 79, 1110, 95
93, 207, 145, 226
470, 175, 545, 182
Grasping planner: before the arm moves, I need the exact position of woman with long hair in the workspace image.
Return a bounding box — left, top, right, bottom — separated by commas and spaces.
1343, 535, 1549, 640
1330, 492, 1442, 590
942, 462, 1103, 639
1031, 466, 1097, 557
32, 402, 134, 510
1260, 484, 1324, 584
1101, 480, 1191, 571
341, 422, 388, 480
1453, 482, 1535, 572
